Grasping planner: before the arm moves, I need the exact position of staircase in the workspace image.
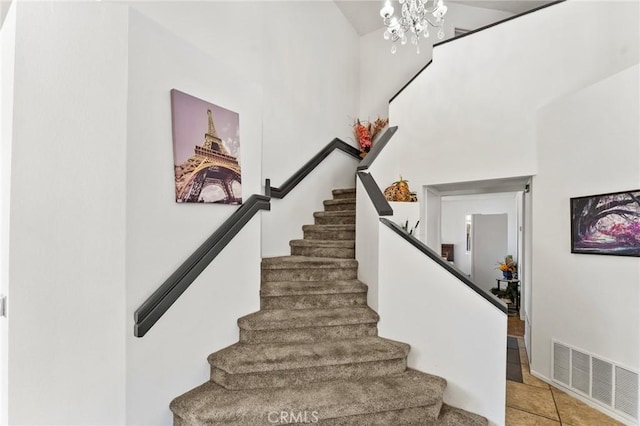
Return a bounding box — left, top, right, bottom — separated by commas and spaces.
170, 188, 488, 425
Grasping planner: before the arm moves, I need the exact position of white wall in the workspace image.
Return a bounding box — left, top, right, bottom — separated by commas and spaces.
441, 193, 518, 276
355, 175, 382, 310
0, 1, 11, 30
378, 223, 507, 425
532, 64, 639, 415
264, 152, 358, 258
358, 2, 513, 121
259, 0, 360, 256
381, 0, 639, 191
376, 1, 638, 420
125, 10, 264, 425
127, 1, 361, 258
0, 2, 15, 423
389, 201, 420, 236
6, 1, 635, 424
7, 3, 128, 424
5, 1, 361, 424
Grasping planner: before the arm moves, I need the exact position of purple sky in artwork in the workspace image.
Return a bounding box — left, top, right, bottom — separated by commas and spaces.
171, 89, 241, 165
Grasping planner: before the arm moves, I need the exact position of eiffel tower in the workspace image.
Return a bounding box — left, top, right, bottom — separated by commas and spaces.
174, 109, 241, 203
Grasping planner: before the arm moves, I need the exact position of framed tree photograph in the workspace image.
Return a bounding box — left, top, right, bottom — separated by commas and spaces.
570, 189, 640, 256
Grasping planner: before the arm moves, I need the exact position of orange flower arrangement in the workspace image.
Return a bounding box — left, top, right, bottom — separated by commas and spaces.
353, 117, 389, 155
497, 255, 517, 273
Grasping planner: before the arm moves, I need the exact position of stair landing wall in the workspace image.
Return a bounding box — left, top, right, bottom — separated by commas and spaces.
376, 218, 508, 424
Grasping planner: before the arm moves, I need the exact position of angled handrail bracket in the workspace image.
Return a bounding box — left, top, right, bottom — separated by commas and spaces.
357, 126, 398, 171
268, 138, 361, 199
357, 172, 393, 216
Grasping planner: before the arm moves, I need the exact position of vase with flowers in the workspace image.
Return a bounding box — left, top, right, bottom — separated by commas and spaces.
353, 117, 389, 157
497, 255, 517, 280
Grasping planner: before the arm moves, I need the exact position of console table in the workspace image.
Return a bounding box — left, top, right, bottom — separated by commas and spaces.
495, 278, 520, 313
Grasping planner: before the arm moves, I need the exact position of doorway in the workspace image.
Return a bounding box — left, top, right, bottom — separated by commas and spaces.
423, 177, 530, 327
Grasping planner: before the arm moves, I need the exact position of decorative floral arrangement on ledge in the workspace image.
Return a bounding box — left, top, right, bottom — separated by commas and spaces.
384, 176, 418, 202
497, 255, 517, 279
353, 117, 389, 157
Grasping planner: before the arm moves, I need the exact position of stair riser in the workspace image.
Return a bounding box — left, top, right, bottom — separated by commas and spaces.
318, 405, 444, 425
325, 202, 356, 212
173, 391, 444, 426
173, 407, 449, 426
171, 369, 455, 426
174, 407, 440, 426
239, 324, 378, 344
333, 191, 356, 200
314, 215, 355, 225
303, 229, 355, 240
173, 414, 188, 426
261, 268, 357, 282
291, 245, 354, 259
260, 293, 367, 310
211, 358, 407, 391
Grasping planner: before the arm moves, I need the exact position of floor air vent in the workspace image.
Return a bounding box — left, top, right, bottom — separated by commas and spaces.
592, 357, 613, 406
552, 340, 638, 422
615, 366, 639, 419
553, 341, 570, 385
571, 349, 590, 394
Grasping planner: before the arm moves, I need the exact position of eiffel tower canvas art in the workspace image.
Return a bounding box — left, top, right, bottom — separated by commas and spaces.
171, 89, 242, 204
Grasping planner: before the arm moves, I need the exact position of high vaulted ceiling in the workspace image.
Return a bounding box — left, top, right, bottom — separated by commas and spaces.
334, 0, 554, 36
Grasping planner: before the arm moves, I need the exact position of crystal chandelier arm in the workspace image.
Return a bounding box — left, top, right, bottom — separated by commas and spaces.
422, 15, 443, 28
381, 0, 447, 53
422, 0, 439, 13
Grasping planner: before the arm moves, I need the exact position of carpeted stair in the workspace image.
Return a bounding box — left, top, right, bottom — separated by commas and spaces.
171, 188, 488, 425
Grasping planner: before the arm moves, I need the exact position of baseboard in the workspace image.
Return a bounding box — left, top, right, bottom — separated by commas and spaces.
529, 369, 637, 425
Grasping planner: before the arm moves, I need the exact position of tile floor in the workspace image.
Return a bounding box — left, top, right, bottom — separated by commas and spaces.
506, 318, 624, 425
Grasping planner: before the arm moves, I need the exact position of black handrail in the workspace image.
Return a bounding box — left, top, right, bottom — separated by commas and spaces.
357, 172, 393, 216
134, 194, 271, 337
135, 136, 363, 337
380, 218, 508, 314
433, 0, 565, 49
268, 138, 361, 199
352, 127, 505, 314
389, 62, 432, 104
357, 126, 398, 171
389, 0, 566, 103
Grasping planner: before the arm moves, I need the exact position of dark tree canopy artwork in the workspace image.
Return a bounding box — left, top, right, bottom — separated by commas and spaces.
571, 190, 640, 256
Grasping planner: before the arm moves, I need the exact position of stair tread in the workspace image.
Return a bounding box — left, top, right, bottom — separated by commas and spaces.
209, 337, 410, 374
262, 256, 357, 269
290, 239, 355, 248
171, 184, 491, 424
438, 404, 488, 425
261, 280, 367, 297
171, 369, 447, 424
238, 306, 378, 330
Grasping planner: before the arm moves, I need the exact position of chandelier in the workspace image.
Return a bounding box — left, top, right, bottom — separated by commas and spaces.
380, 0, 448, 54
